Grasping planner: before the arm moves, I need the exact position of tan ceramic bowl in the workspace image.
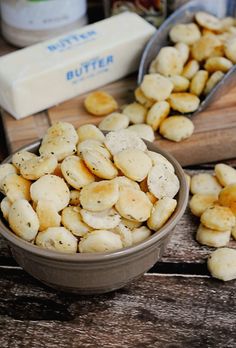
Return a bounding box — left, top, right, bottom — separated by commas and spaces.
0, 140, 188, 294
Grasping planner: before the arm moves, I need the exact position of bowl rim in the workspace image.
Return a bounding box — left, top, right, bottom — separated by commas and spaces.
0, 138, 188, 262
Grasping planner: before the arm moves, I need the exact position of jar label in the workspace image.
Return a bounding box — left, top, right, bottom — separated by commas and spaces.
1, 0, 87, 30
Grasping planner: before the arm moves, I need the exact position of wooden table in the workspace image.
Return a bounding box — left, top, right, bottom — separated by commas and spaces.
0, 10, 236, 348
0, 173, 236, 348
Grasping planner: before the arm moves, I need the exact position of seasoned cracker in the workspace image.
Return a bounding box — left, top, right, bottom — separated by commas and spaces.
112, 176, 140, 191
61, 206, 91, 237
201, 205, 235, 231
114, 149, 152, 182
9, 199, 39, 241
78, 139, 111, 159
132, 226, 152, 245
80, 180, 119, 212
128, 124, 155, 142
155, 46, 183, 76
115, 186, 152, 222
170, 23, 201, 45
224, 36, 236, 63
175, 42, 190, 65
195, 12, 222, 31
147, 163, 180, 199
79, 230, 123, 253
146, 101, 170, 131
12, 151, 37, 170
0, 163, 17, 193
147, 197, 177, 230
191, 36, 222, 62
39, 122, 78, 161
30, 174, 70, 212
122, 102, 147, 124
190, 70, 209, 96
196, 223, 231, 247
77, 124, 105, 143
36, 227, 78, 254
99, 112, 129, 131
159, 116, 194, 142
140, 74, 174, 101
36, 200, 61, 232
0, 197, 11, 221
82, 150, 118, 179
61, 155, 95, 189
20, 154, 58, 180
169, 75, 190, 93
168, 93, 200, 113
204, 57, 233, 73
112, 222, 133, 247
2, 173, 31, 203
104, 129, 147, 156
203, 71, 224, 95
84, 91, 118, 116
208, 248, 236, 281
182, 60, 200, 80
81, 208, 120, 230
147, 151, 175, 173
219, 183, 236, 215
215, 163, 236, 187
189, 193, 218, 217
190, 173, 222, 195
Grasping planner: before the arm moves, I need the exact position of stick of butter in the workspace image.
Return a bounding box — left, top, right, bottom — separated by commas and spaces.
0, 13, 155, 120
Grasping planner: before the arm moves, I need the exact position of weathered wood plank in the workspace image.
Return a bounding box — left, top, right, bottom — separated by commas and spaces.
1, 110, 50, 153
47, 75, 135, 126
0, 271, 235, 348
2, 70, 236, 165
48, 82, 236, 166
191, 158, 236, 170
158, 127, 236, 166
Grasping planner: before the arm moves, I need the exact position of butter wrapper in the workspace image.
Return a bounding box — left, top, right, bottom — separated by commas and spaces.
0, 13, 155, 119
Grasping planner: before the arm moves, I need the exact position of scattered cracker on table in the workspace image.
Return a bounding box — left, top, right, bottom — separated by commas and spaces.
189, 161, 236, 281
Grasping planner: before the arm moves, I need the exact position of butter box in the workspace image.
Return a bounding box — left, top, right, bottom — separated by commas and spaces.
0, 13, 155, 119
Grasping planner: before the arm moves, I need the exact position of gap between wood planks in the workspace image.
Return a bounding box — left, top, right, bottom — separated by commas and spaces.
0, 259, 210, 278
0, 266, 211, 279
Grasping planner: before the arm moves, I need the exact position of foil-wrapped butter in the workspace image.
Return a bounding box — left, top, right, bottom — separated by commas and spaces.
0, 12, 155, 119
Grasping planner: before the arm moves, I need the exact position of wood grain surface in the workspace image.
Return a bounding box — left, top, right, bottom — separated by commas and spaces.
1, 74, 236, 165
0, 271, 235, 348
48, 81, 236, 166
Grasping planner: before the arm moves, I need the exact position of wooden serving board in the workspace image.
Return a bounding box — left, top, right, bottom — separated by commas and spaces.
2, 73, 236, 166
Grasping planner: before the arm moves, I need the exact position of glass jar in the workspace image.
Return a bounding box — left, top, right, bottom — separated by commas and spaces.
103, 0, 167, 28
0, 0, 88, 47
